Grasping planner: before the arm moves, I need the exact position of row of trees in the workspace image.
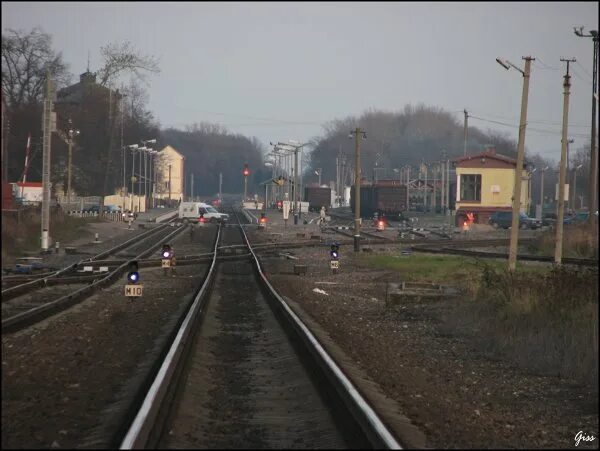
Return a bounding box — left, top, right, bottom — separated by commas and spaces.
2, 27, 160, 198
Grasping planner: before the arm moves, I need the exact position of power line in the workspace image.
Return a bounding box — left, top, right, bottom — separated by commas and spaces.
469, 114, 590, 138
575, 60, 593, 80
467, 110, 590, 128
535, 57, 560, 70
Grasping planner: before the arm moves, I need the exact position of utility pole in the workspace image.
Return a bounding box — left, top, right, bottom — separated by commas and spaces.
441, 156, 446, 214
66, 119, 80, 206
446, 154, 450, 216
506, 56, 534, 272
424, 163, 428, 210
432, 164, 437, 212
131, 149, 135, 198
406, 166, 410, 211
168, 164, 172, 207
191, 172, 194, 202
41, 71, 55, 251
566, 138, 574, 208
294, 145, 299, 224
219, 172, 222, 203
464, 109, 469, 156
574, 27, 599, 223
350, 128, 366, 251
555, 57, 576, 265
540, 166, 548, 214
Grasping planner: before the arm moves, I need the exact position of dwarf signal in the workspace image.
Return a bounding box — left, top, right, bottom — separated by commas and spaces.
125, 260, 143, 297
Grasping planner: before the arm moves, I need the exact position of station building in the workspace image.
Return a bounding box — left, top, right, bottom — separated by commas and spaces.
453, 148, 533, 226
154, 145, 185, 206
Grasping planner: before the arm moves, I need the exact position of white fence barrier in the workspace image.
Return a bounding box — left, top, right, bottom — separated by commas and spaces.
67, 211, 124, 222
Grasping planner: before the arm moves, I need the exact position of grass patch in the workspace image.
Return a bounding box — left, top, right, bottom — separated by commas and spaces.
360, 253, 545, 283
530, 223, 599, 259
443, 261, 598, 387
361, 252, 598, 387
2, 206, 98, 265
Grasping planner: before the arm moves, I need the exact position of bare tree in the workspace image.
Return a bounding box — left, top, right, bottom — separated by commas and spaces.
1, 27, 71, 107
97, 41, 160, 87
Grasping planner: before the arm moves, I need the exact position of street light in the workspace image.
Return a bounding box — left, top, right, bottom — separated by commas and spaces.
496, 55, 534, 271
574, 26, 599, 222
66, 118, 80, 206
315, 168, 321, 186
275, 140, 308, 225
572, 164, 584, 211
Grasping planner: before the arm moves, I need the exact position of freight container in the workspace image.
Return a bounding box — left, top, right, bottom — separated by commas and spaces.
350, 180, 407, 217
304, 186, 331, 211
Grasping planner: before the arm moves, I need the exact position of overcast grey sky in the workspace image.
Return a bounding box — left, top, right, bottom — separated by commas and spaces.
2, 2, 598, 162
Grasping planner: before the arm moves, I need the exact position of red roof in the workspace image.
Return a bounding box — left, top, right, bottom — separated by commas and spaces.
454, 149, 517, 166
14, 182, 43, 187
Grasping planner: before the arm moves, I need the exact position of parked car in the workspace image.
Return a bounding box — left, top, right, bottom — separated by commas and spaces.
489, 211, 541, 229
104, 204, 121, 213
84, 205, 101, 213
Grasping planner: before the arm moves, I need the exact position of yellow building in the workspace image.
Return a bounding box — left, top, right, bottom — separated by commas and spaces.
155, 145, 185, 204
454, 148, 533, 226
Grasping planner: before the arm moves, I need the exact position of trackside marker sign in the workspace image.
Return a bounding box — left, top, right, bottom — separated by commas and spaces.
125, 285, 143, 297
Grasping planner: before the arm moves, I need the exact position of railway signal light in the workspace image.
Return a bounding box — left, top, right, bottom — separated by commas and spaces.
330, 242, 340, 260
127, 260, 140, 284
377, 220, 385, 231
243, 163, 250, 177
259, 213, 267, 227
199, 213, 205, 224
162, 244, 172, 259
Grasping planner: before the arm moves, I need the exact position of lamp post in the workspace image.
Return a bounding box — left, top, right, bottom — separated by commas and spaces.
274, 141, 308, 225
496, 56, 534, 271
137, 146, 147, 212
349, 128, 367, 251
128, 144, 139, 208
66, 118, 80, 206
315, 168, 322, 186
574, 26, 599, 223
539, 165, 549, 217
572, 164, 583, 211
565, 137, 574, 208
528, 167, 536, 216
140, 139, 156, 210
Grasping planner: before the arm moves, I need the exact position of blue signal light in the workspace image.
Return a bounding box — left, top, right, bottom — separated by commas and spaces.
162, 251, 171, 258
330, 250, 338, 260
127, 271, 139, 283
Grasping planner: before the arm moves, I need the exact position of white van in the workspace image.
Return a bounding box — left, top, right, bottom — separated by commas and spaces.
178, 202, 229, 223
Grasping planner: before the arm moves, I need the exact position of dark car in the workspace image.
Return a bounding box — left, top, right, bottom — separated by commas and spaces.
489, 211, 541, 229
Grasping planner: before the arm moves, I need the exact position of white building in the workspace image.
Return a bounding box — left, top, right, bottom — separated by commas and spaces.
12, 182, 43, 204
154, 145, 185, 204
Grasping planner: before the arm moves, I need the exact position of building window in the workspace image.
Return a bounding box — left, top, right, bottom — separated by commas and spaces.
460, 174, 481, 201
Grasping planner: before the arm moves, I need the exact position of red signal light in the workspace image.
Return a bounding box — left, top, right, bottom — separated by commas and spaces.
243, 169, 249, 176
199, 216, 205, 223
260, 216, 267, 224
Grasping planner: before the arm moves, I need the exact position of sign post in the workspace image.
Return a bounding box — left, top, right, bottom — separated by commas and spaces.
282, 200, 290, 228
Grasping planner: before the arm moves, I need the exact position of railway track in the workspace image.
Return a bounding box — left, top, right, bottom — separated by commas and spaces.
1, 222, 191, 334
1, 219, 179, 297
119, 208, 402, 449
411, 245, 599, 266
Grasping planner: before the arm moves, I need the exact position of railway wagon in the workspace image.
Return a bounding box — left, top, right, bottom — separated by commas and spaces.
350, 180, 407, 217
304, 186, 331, 211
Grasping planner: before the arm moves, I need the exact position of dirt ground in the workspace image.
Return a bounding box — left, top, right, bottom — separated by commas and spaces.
247, 219, 599, 449
1, 227, 214, 449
